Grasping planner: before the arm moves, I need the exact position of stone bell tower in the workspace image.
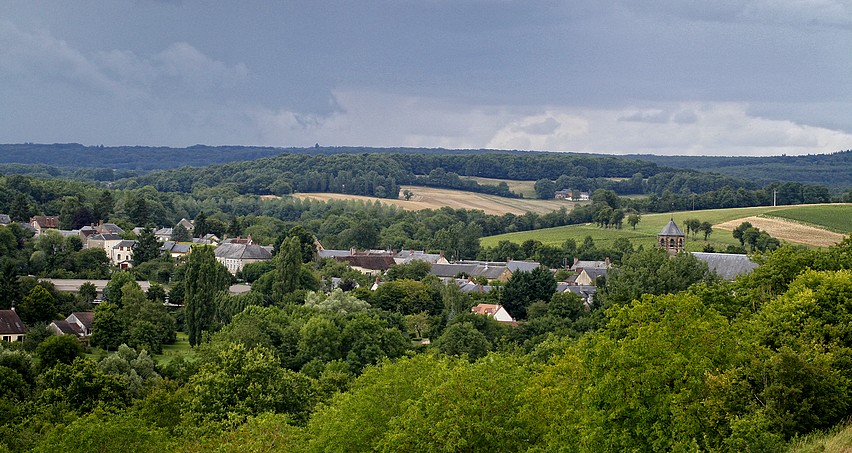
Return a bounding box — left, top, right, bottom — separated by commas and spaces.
658, 218, 685, 255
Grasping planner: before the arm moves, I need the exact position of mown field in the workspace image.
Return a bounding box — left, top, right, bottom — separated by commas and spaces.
463, 176, 538, 198
763, 204, 852, 233
291, 185, 580, 215
481, 205, 850, 250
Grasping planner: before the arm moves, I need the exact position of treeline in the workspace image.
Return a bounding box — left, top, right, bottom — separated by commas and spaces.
633, 149, 852, 190
112, 152, 676, 199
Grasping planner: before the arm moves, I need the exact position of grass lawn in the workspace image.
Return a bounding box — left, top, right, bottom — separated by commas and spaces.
763, 204, 852, 233
155, 331, 196, 365
481, 205, 804, 251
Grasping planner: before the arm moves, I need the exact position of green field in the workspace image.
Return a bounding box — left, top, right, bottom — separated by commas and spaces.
481, 206, 804, 250
763, 204, 852, 233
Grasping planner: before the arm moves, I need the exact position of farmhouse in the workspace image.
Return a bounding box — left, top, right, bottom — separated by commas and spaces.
214, 242, 273, 274
0, 310, 26, 342
49, 312, 94, 340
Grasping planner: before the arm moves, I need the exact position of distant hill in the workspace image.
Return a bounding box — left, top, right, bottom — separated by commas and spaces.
627, 151, 852, 189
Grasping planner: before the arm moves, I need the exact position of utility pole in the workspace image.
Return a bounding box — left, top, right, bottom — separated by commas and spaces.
773, 189, 777, 207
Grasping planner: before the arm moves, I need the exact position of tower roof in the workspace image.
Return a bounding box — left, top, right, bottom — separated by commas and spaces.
659, 219, 685, 237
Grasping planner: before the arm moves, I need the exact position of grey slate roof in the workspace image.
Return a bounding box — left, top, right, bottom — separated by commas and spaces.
113, 240, 137, 248
214, 243, 273, 260
0, 214, 11, 225
691, 252, 759, 281
89, 233, 123, 241
580, 268, 609, 282
507, 259, 542, 272
659, 219, 685, 237
51, 320, 79, 335
571, 260, 609, 271
430, 263, 507, 280
319, 249, 352, 258
0, 310, 26, 335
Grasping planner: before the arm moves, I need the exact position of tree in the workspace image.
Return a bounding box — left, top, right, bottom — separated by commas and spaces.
534, 179, 557, 200
227, 216, 243, 238
184, 343, 316, 426
435, 322, 491, 361
171, 223, 191, 242
733, 221, 753, 246
184, 246, 231, 347
91, 302, 127, 351
105, 271, 136, 306
627, 213, 641, 230
93, 189, 115, 222
126, 193, 150, 227
403, 189, 414, 201
17, 285, 57, 325
36, 334, 84, 370
386, 261, 432, 281
133, 227, 161, 266
699, 221, 713, 240
686, 219, 701, 240
193, 211, 208, 238
501, 267, 557, 320
274, 236, 302, 301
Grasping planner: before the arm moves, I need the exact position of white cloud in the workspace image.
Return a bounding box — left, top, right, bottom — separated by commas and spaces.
487, 102, 852, 156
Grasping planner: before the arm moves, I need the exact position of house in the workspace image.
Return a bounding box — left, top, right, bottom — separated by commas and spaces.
393, 250, 449, 265
578, 192, 590, 201
454, 278, 494, 294
570, 259, 610, 271
557, 283, 597, 308
691, 252, 759, 281
658, 218, 686, 255
154, 227, 173, 242
111, 240, 137, 268
96, 222, 124, 235
335, 254, 397, 276
554, 189, 572, 200
0, 214, 11, 225
429, 263, 511, 282
575, 267, 608, 286
160, 241, 192, 259
214, 243, 273, 274
319, 249, 353, 259
78, 225, 98, 240
86, 233, 124, 265
471, 303, 516, 324
177, 218, 195, 232
0, 310, 26, 342
49, 312, 94, 340
30, 215, 59, 236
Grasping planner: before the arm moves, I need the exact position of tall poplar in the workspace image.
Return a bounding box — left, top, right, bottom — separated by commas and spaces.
273, 236, 301, 301
184, 245, 231, 346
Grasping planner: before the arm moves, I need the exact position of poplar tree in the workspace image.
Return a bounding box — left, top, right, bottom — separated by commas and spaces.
273, 236, 301, 301
184, 246, 231, 346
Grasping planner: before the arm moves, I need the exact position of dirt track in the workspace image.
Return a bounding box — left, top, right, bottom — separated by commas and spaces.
714, 216, 846, 247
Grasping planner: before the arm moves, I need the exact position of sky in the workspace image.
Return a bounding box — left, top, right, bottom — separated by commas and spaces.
1, 1, 851, 156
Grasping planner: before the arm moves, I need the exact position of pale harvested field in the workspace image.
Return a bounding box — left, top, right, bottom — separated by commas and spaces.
290, 186, 579, 215
714, 216, 846, 247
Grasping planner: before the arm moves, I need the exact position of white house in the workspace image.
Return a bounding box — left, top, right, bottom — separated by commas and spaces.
470, 303, 516, 323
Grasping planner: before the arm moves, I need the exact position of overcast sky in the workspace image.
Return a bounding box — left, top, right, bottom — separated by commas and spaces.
2, 1, 851, 156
